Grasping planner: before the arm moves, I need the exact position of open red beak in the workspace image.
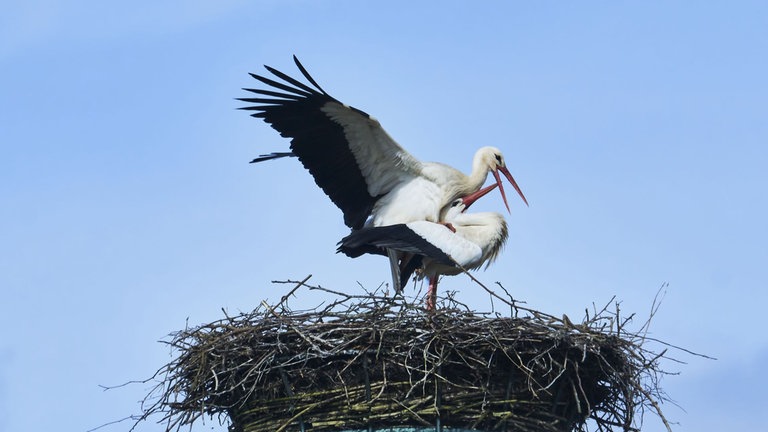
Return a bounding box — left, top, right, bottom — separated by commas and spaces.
461, 183, 498, 210
492, 166, 529, 213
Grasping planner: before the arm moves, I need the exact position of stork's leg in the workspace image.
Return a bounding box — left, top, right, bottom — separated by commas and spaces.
426, 276, 439, 311
387, 249, 402, 293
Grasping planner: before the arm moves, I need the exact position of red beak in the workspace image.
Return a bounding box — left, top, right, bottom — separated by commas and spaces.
461, 183, 499, 210
492, 166, 529, 213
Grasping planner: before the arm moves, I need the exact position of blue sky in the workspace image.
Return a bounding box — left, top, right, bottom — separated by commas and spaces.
1, 1, 766, 431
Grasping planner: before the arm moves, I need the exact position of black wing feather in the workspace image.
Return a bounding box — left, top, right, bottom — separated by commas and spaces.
240, 88, 305, 100
264, 64, 322, 96
247, 73, 314, 97
399, 255, 424, 288
249, 152, 296, 163
337, 225, 457, 268
240, 57, 378, 229
292, 55, 330, 95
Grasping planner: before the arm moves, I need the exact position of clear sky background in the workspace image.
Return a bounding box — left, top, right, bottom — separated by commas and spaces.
1, 1, 766, 431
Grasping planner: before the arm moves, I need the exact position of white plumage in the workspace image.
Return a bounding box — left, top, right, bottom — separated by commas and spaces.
338, 184, 508, 309
240, 57, 526, 290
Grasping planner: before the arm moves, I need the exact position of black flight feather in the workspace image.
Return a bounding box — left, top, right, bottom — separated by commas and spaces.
337, 225, 457, 268
240, 56, 380, 229
249, 152, 296, 163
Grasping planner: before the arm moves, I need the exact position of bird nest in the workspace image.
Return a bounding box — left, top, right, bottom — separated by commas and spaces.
136, 277, 675, 432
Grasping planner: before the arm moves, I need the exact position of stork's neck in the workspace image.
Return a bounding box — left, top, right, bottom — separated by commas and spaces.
466, 151, 491, 192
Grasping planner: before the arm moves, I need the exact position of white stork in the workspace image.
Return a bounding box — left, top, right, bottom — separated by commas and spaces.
240, 56, 526, 289
337, 183, 507, 310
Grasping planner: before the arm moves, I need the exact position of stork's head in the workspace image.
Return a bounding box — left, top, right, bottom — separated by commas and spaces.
475, 146, 529, 212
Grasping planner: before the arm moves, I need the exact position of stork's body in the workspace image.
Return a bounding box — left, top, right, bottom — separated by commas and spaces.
419, 203, 507, 309
240, 57, 526, 289
338, 184, 508, 309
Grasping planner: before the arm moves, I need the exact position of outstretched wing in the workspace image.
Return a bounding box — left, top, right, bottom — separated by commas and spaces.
337, 222, 482, 268
240, 56, 424, 229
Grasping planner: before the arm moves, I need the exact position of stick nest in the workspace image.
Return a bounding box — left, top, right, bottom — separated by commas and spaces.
138, 279, 674, 432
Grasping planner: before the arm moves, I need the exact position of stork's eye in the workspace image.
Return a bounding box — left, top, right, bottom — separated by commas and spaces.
494, 154, 502, 163
451, 199, 462, 207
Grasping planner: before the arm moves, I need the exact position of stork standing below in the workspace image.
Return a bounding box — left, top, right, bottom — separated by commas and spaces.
338, 183, 507, 310
240, 56, 527, 289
